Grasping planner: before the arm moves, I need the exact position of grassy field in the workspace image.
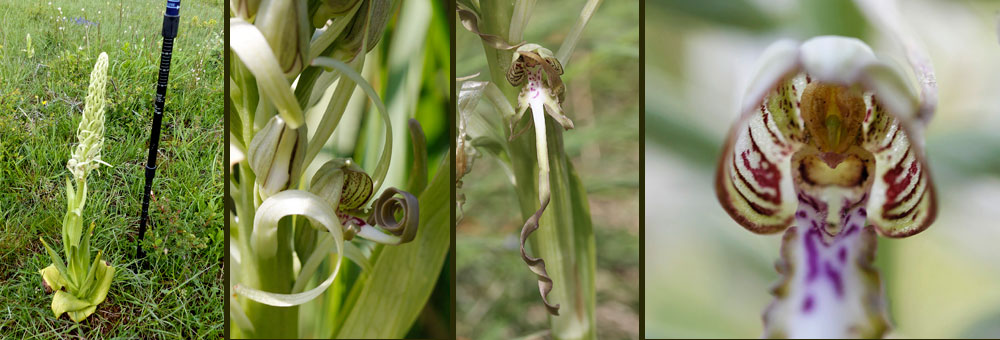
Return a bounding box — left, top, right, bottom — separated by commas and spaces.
0, 0, 223, 338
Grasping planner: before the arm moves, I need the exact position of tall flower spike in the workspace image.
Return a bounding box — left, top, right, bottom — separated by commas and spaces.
249, 115, 307, 197
68, 52, 109, 181
715, 36, 937, 338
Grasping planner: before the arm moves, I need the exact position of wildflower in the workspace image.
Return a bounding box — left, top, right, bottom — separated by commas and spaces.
715, 36, 937, 338
509, 44, 571, 133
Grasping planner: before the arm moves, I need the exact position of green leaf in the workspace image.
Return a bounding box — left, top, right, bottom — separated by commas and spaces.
39, 238, 76, 292
50, 259, 112, 323
39, 264, 66, 292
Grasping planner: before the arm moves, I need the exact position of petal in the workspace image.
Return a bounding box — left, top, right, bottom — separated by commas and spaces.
716, 77, 805, 234
852, 0, 938, 124
861, 96, 937, 237
230, 18, 304, 128
799, 36, 878, 86
764, 224, 890, 338
740, 39, 801, 116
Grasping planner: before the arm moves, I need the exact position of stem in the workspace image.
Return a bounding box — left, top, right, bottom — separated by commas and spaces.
244, 217, 299, 338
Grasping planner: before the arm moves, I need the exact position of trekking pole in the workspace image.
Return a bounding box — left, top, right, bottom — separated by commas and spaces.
136, 0, 180, 269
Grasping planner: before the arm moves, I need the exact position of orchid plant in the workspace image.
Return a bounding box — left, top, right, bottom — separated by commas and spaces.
457, 0, 602, 338
714, 8, 939, 336
229, 0, 449, 338
38, 52, 115, 323
22, 33, 35, 59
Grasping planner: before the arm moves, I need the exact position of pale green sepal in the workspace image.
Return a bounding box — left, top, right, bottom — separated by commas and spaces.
238, 190, 345, 307
230, 18, 304, 128
311, 57, 392, 194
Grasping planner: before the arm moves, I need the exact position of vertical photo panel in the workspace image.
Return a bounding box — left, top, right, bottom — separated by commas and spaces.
0, 0, 223, 338
456, 0, 640, 339
645, 0, 1000, 338
226, 0, 452, 338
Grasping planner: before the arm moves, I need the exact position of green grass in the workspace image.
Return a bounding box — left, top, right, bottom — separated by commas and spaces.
0, 0, 223, 338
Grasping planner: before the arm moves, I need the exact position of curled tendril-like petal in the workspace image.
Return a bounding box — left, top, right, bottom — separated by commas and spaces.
238, 190, 344, 307
519, 197, 560, 316
457, 4, 523, 50
366, 188, 419, 244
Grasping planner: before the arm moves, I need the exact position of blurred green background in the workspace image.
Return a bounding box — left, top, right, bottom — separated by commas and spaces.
457, 0, 640, 339
645, 0, 1000, 338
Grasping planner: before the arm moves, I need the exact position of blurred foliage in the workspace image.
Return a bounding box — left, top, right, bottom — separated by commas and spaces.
645, 0, 1000, 338
457, 0, 639, 339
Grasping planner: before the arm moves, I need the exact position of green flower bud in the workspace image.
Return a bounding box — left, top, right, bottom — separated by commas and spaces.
230, 0, 261, 21
68, 52, 109, 181
309, 159, 373, 212
249, 116, 307, 197
310, 0, 360, 28
254, 0, 310, 78
330, 0, 391, 62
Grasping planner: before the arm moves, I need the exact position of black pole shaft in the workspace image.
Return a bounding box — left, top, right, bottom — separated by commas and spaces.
136, 1, 180, 267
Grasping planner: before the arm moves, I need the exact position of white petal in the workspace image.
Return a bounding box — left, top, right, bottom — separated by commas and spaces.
741, 39, 801, 116
799, 36, 877, 86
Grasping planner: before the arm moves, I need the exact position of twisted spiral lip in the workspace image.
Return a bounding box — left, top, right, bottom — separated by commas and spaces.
366, 187, 419, 244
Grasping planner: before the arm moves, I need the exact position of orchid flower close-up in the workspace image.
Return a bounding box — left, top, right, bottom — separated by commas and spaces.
645, 0, 1000, 338
715, 35, 936, 338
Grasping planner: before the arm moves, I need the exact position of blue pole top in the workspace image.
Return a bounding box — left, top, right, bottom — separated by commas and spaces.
166, 0, 180, 16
